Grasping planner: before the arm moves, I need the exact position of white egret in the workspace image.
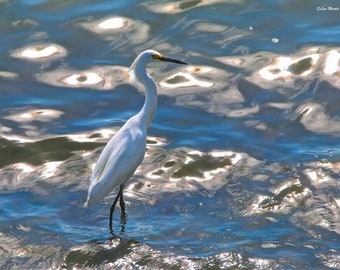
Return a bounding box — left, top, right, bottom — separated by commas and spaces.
85, 50, 187, 231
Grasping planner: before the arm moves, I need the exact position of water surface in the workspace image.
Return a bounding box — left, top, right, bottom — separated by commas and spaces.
0, 0, 340, 269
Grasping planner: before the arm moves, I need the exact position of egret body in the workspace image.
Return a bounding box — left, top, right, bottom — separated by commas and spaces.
85, 50, 187, 231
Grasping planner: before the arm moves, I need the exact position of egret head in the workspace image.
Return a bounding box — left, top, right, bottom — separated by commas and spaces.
149, 50, 187, 65
135, 50, 187, 66
128, 50, 187, 82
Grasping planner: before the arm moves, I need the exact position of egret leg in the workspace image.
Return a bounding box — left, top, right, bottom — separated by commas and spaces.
109, 192, 120, 232
118, 185, 127, 233
119, 185, 125, 214
109, 185, 125, 232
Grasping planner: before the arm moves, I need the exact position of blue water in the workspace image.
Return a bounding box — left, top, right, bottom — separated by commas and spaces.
0, 0, 340, 269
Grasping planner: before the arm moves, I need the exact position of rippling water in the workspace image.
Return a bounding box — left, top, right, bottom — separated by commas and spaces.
1, 0, 340, 269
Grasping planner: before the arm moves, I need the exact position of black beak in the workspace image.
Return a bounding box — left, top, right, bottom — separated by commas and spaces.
160, 56, 187, 65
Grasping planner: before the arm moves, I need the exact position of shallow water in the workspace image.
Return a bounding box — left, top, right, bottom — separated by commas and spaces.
0, 0, 340, 269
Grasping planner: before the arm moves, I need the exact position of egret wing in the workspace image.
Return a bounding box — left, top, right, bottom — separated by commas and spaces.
86, 122, 146, 205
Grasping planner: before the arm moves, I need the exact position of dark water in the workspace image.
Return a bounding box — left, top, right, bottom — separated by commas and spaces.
1, 0, 340, 269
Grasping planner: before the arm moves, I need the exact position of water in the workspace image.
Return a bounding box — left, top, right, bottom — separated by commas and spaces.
1, 0, 340, 269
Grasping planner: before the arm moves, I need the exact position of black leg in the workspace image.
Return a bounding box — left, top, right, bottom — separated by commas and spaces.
119, 185, 125, 214
109, 190, 121, 232
109, 185, 126, 233
118, 185, 127, 233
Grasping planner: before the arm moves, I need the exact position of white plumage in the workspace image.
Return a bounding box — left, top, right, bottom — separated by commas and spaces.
84, 50, 187, 231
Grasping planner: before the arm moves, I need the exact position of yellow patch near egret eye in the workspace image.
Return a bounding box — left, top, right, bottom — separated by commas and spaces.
152, 53, 163, 60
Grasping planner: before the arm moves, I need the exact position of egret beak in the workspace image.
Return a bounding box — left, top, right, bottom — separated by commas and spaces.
160, 56, 187, 65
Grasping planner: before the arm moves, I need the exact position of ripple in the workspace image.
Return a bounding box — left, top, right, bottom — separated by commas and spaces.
323, 49, 340, 87
0, 71, 19, 80
81, 16, 128, 33
158, 65, 227, 97
0, 136, 96, 192
4, 108, 63, 123
0, 130, 169, 193
1, 109, 64, 139
194, 21, 227, 33
239, 47, 340, 91
97, 17, 127, 30
12, 18, 38, 28
243, 178, 311, 215
241, 156, 340, 237
37, 65, 128, 90
61, 72, 104, 86
79, 16, 149, 44
317, 252, 340, 269
170, 150, 241, 181
1, 1, 340, 269
11, 43, 67, 61
126, 147, 244, 204
292, 102, 340, 137
160, 72, 213, 88
258, 54, 319, 80
324, 50, 340, 75
62, 237, 278, 269
0, 230, 62, 270
216, 47, 340, 93
146, 0, 231, 14
40, 161, 63, 179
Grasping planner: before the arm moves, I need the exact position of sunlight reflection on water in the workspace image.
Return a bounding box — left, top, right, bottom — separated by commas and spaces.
0, 0, 340, 269
11, 43, 67, 61
37, 65, 128, 89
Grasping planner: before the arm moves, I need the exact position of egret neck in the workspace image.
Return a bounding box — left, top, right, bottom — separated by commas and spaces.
133, 57, 158, 130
